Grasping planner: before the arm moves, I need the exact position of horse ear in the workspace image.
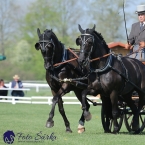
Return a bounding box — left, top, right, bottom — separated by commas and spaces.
78, 24, 84, 33
76, 37, 80, 46
89, 24, 96, 33
92, 24, 96, 31
37, 28, 41, 37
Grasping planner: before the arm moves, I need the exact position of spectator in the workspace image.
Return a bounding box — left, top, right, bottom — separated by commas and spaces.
0, 79, 8, 100
11, 75, 24, 97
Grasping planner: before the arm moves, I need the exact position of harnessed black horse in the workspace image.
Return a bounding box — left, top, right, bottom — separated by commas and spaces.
35, 28, 91, 133
76, 24, 145, 134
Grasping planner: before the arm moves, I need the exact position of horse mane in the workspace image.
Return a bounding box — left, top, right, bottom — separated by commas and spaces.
93, 30, 110, 54
44, 29, 59, 42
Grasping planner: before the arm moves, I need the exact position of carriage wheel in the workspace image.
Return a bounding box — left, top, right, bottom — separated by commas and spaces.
124, 105, 145, 133
101, 105, 124, 133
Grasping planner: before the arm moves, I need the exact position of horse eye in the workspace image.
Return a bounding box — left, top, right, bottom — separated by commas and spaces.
79, 39, 82, 44
88, 41, 92, 45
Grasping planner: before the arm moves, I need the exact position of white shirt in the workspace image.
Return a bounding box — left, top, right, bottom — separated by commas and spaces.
140, 22, 145, 26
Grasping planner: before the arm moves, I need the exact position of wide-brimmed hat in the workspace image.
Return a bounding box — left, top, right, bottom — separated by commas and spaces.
136, 5, 145, 14
13, 75, 20, 79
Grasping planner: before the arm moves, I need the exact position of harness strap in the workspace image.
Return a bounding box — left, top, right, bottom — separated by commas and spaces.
94, 54, 113, 73
109, 65, 145, 94
53, 48, 78, 67
116, 54, 128, 94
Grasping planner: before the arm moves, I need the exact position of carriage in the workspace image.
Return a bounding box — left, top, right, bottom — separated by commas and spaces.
35, 27, 145, 134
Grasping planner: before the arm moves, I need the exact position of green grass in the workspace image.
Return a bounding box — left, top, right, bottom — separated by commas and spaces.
0, 103, 145, 145
22, 88, 76, 97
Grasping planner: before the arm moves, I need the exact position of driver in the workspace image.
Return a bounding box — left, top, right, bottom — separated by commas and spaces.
125, 5, 145, 59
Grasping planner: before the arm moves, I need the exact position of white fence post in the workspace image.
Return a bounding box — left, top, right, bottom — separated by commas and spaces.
36, 86, 39, 92
12, 97, 15, 105
48, 97, 51, 105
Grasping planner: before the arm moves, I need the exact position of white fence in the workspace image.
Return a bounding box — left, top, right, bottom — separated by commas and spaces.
5, 82, 49, 92
0, 96, 102, 105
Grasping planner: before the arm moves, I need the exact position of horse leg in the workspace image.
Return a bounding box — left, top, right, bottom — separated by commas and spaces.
81, 89, 92, 121
101, 95, 112, 133
123, 93, 139, 131
77, 113, 86, 133
46, 84, 68, 130
46, 94, 58, 128
57, 98, 72, 133
74, 90, 91, 133
110, 91, 120, 134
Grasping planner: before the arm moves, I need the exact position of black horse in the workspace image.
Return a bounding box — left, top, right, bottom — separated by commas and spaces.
76, 24, 145, 134
35, 28, 91, 133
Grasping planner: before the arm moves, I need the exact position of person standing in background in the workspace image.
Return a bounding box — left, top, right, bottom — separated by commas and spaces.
0, 79, 8, 99
11, 75, 24, 97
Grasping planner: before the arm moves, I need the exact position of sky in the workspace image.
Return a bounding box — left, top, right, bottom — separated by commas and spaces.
15, 0, 145, 23
15, 0, 145, 34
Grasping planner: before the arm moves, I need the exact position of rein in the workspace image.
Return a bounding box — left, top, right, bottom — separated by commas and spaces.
125, 46, 142, 57
90, 53, 112, 62
53, 48, 79, 67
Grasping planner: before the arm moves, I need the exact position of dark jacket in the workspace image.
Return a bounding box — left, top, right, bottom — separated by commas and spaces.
11, 80, 24, 97
11, 80, 23, 88
0, 86, 8, 96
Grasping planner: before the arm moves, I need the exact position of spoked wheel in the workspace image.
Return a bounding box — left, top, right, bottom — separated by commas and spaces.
101, 105, 124, 133
124, 105, 145, 134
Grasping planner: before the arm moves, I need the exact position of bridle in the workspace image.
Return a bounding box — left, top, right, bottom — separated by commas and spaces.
38, 33, 55, 69
79, 31, 94, 66
79, 33, 94, 54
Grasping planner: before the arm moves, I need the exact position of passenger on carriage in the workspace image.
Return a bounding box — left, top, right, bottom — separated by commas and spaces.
125, 5, 145, 59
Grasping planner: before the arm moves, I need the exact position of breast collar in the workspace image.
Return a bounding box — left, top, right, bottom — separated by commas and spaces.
93, 54, 113, 73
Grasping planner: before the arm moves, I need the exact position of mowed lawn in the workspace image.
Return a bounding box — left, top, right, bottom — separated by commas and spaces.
0, 103, 145, 145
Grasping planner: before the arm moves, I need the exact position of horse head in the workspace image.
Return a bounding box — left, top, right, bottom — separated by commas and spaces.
76, 24, 109, 69
35, 28, 56, 70
76, 24, 96, 66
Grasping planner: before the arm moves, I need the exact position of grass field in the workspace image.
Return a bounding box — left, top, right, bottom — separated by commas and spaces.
0, 103, 145, 145
20, 87, 76, 97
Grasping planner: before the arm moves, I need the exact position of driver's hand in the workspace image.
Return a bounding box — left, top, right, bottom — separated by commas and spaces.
139, 41, 145, 48
125, 43, 132, 49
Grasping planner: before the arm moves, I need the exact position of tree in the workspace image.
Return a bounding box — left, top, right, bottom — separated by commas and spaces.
16, 0, 86, 79
11, 40, 32, 63
0, 0, 20, 55
87, 0, 132, 43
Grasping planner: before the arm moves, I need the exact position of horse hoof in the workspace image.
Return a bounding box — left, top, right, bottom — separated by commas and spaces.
104, 130, 111, 133
78, 127, 85, 134
78, 124, 85, 133
46, 120, 54, 128
132, 128, 141, 134
66, 129, 72, 133
132, 124, 139, 131
84, 111, 92, 121
112, 131, 119, 134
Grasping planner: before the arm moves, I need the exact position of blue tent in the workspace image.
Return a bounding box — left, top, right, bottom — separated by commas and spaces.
0, 55, 6, 61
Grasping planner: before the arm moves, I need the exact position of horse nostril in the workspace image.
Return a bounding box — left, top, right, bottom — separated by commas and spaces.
44, 63, 51, 70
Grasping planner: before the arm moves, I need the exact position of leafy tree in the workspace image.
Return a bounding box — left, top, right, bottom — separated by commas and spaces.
17, 0, 85, 79
0, 0, 20, 55
11, 40, 32, 63
87, 0, 132, 43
